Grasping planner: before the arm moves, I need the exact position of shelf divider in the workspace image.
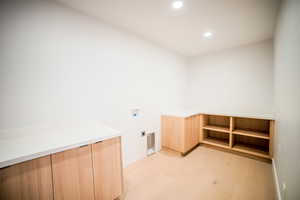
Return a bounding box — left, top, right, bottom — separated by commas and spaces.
229, 117, 234, 148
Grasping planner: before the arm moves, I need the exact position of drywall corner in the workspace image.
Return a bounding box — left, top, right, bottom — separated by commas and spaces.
273, 159, 282, 200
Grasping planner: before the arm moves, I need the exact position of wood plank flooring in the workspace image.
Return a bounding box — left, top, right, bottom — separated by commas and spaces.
121, 146, 275, 200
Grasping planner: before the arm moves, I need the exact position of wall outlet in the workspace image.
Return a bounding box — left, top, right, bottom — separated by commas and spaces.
131, 109, 140, 117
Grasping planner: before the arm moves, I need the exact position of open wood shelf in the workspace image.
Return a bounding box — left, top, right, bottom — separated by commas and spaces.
204, 114, 230, 129
200, 114, 274, 159
202, 138, 229, 149
203, 125, 230, 133
232, 129, 270, 140
202, 128, 230, 149
232, 143, 270, 159
234, 117, 270, 134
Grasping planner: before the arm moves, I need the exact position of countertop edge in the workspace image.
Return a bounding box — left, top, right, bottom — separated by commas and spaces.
0, 133, 121, 169
162, 112, 275, 120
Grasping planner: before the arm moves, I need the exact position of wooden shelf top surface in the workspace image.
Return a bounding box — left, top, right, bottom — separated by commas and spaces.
232, 144, 270, 159
203, 125, 230, 133
233, 129, 270, 139
202, 138, 230, 149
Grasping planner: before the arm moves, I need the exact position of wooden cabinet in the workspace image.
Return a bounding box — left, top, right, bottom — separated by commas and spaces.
51, 145, 95, 200
0, 136, 123, 200
184, 115, 200, 153
161, 115, 185, 152
0, 156, 53, 200
161, 115, 200, 154
92, 137, 123, 200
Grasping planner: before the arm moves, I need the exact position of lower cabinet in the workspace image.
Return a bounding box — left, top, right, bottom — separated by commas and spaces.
51, 144, 95, 200
0, 156, 53, 200
0, 136, 123, 200
161, 115, 185, 153
161, 115, 200, 154
92, 137, 123, 200
184, 115, 200, 153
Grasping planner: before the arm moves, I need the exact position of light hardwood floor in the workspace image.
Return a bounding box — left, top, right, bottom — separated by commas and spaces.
122, 146, 275, 200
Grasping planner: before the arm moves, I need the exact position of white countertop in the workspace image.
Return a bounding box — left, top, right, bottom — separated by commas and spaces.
0, 122, 121, 168
162, 109, 275, 120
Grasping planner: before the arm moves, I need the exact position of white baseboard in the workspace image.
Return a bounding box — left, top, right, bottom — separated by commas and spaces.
272, 159, 282, 200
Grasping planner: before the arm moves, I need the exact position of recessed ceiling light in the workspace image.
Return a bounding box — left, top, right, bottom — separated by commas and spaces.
203, 31, 213, 38
172, 1, 183, 9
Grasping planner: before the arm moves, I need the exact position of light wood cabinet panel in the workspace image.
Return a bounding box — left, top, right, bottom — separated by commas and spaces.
199, 114, 207, 142
161, 115, 200, 154
161, 115, 184, 152
269, 120, 275, 157
92, 137, 123, 200
0, 156, 53, 200
184, 115, 200, 153
51, 145, 95, 200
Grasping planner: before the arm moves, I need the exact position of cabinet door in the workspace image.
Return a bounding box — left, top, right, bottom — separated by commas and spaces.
92, 137, 123, 200
161, 115, 185, 152
184, 115, 200, 153
51, 145, 95, 200
0, 156, 53, 200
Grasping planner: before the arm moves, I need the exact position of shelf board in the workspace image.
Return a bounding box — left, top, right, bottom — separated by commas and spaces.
232, 129, 269, 139
232, 144, 270, 159
202, 138, 229, 149
203, 125, 230, 133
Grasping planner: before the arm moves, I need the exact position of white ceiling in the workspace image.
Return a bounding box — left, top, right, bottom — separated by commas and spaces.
57, 0, 281, 57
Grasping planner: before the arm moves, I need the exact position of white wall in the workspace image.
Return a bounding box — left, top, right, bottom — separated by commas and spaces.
0, 0, 278, 169
185, 41, 274, 118
0, 0, 186, 166
274, 0, 300, 199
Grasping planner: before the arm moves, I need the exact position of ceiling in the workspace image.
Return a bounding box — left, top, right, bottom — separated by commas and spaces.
56, 0, 281, 57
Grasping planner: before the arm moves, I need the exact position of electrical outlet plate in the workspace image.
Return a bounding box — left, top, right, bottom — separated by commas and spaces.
131, 109, 140, 117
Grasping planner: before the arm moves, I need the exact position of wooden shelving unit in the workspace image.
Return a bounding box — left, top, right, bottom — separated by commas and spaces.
200, 114, 274, 159
161, 113, 274, 159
